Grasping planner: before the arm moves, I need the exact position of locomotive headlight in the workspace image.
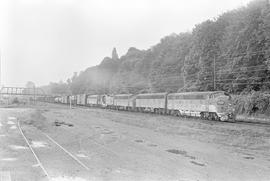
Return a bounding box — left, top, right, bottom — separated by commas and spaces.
220, 115, 228, 121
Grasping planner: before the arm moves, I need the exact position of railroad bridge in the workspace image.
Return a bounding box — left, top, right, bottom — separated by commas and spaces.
0, 87, 46, 96
0, 86, 51, 104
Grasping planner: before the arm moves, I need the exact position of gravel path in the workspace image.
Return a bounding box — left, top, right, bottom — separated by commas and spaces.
1, 103, 270, 181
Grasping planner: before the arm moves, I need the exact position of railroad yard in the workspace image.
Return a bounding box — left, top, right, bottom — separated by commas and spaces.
0, 103, 270, 181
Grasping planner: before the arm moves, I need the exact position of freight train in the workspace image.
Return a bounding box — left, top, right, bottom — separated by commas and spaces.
41, 91, 235, 122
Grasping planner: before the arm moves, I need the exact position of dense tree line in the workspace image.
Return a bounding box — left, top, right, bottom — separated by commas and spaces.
44, 0, 270, 96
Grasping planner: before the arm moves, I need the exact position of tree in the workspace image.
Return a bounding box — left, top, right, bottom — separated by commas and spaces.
112, 47, 119, 60
25, 81, 35, 88
42, 0, 270, 94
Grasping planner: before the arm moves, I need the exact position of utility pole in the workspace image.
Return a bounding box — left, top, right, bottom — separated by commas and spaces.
182, 71, 185, 90
69, 96, 72, 109
34, 86, 36, 105
0, 50, 1, 93
213, 55, 216, 91
0, 49, 2, 88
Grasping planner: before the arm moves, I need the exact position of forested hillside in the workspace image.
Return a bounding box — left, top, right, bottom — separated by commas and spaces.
43, 0, 270, 95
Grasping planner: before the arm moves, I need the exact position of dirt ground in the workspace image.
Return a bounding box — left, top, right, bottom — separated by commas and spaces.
0, 103, 270, 181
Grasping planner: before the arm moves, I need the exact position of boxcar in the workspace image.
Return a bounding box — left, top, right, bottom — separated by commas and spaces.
103, 95, 114, 109
113, 94, 134, 110
76, 94, 86, 106
86, 95, 100, 107
69, 95, 77, 105
54, 97, 60, 103
62, 96, 68, 104
135, 93, 168, 113
57, 97, 61, 103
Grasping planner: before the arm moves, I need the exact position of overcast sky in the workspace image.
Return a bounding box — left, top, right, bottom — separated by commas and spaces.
0, 0, 251, 87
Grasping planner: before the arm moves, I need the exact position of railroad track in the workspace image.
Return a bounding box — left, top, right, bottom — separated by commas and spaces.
17, 115, 134, 180
44, 102, 270, 127
17, 110, 191, 181
17, 119, 90, 181
234, 120, 270, 127
73, 104, 270, 127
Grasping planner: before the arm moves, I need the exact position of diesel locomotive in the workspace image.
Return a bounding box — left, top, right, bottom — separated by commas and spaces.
51, 91, 234, 122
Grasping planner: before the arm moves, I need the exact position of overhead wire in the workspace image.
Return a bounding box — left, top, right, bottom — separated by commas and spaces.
72, 49, 270, 94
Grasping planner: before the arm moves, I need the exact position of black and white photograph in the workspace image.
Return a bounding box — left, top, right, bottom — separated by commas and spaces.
0, 0, 270, 180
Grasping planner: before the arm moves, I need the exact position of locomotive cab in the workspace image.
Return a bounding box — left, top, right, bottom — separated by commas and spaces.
209, 92, 234, 121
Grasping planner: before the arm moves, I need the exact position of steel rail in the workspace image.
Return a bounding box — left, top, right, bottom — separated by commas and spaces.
43, 133, 90, 171
44, 101, 270, 126
17, 120, 51, 180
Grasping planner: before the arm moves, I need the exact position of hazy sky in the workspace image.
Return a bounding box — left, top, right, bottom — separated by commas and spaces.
0, 0, 251, 87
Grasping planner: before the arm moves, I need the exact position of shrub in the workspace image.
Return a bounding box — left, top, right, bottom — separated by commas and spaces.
233, 91, 270, 115
12, 97, 19, 104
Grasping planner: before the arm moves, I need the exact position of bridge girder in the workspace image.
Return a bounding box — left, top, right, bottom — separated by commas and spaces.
0, 86, 46, 96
